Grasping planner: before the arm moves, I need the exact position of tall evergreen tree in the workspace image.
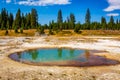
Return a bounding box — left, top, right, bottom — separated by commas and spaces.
0, 13, 1, 28
109, 16, 114, 24
20, 21, 24, 33
85, 8, 91, 24
101, 17, 106, 25
31, 8, 38, 28
101, 16, 107, 30
48, 21, 53, 35
116, 19, 119, 24
108, 16, 114, 30
9, 13, 14, 29
26, 13, 31, 29
20, 13, 25, 33
57, 9, 63, 30
5, 20, 9, 35
118, 20, 120, 30
85, 8, 91, 29
21, 13, 26, 31
70, 13, 76, 29
1, 8, 8, 30
51, 20, 57, 31
115, 19, 119, 30
67, 16, 71, 29
15, 8, 21, 32
63, 20, 68, 29
57, 9, 63, 23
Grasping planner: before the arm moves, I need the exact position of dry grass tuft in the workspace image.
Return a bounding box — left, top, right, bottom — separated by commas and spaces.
0, 29, 120, 37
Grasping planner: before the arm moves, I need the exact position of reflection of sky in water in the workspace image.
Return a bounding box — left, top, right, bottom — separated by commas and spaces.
10, 48, 88, 62
9, 48, 120, 66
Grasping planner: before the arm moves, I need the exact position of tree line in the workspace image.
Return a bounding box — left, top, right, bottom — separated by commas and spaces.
0, 8, 38, 34
49, 9, 120, 34
0, 8, 120, 35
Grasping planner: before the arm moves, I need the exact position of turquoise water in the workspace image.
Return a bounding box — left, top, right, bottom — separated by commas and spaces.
10, 48, 86, 62
9, 48, 119, 66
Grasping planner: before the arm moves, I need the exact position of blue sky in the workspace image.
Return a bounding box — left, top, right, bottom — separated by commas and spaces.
0, 0, 120, 24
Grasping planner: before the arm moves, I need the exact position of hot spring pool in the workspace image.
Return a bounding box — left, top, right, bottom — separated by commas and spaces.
9, 48, 119, 67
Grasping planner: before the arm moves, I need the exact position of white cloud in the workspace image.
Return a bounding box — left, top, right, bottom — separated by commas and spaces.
104, 0, 120, 12
17, 0, 71, 6
6, 0, 11, 3
106, 13, 119, 16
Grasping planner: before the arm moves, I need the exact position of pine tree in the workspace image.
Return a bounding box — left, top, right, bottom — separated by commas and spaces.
15, 8, 21, 32
0, 13, 1, 29
9, 13, 14, 29
26, 13, 31, 29
116, 19, 119, 30
116, 19, 119, 24
20, 20, 24, 33
108, 16, 114, 30
5, 20, 9, 35
57, 9, 63, 31
63, 20, 68, 29
51, 20, 56, 31
70, 13, 76, 29
21, 13, 25, 29
101, 16, 107, 30
110, 16, 114, 24
85, 8, 91, 29
91, 22, 100, 30
118, 20, 120, 30
57, 9, 63, 24
66, 16, 71, 29
31, 8, 38, 28
49, 22, 53, 35
1, 8, 8, 30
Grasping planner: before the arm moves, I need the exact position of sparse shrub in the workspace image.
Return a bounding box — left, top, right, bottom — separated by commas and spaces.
5, 29, 8, 35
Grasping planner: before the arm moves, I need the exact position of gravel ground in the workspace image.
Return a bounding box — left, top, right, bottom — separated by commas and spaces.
0, 36, 120, 80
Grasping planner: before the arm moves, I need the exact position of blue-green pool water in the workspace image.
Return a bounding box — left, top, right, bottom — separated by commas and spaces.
9, 48, 119, 67
10, 48, 86, 62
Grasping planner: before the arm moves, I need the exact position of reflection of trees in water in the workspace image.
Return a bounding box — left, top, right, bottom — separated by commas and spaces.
29, 50, 39, 60
17, 52, 21, 59
58, 48, 62, 58
85, 50, 90, 60
70, 49, 75, 57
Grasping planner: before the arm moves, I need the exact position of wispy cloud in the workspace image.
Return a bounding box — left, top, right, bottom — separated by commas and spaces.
106, 13, 119, 16
104, 0, 120, 12
6, 0, 11, 3
6, 0, 71, 6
